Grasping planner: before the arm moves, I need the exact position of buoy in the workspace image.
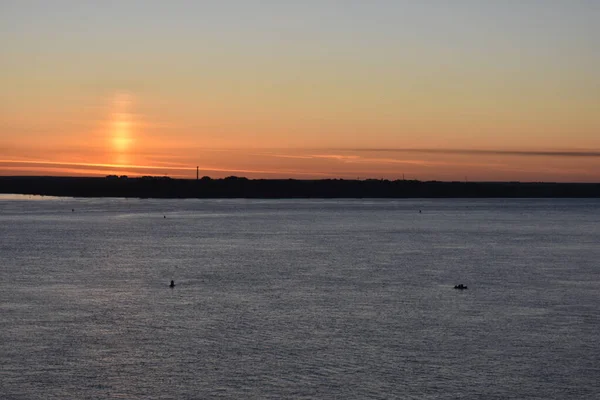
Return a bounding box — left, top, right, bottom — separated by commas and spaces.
169, 280, 175, 288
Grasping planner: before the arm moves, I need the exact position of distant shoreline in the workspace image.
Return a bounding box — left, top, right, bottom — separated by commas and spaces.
0, 176, 599, 199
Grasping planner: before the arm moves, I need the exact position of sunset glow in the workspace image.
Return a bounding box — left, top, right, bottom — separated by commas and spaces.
108, 92, 136, 167
1, 2, 599, 182
112, 121, 132, 153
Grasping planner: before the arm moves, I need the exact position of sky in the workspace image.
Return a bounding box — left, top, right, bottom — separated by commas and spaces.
1, 1, 599, 181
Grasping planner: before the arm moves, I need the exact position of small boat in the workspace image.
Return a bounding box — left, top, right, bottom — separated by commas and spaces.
454, 284, 467, 290
169, 280, 175, 288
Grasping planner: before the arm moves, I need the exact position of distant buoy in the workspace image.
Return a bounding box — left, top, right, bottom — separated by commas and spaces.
72, 209, 75, 212
419, 210, 422, 213
164, 215, 166, 219
169, 280, 175, 288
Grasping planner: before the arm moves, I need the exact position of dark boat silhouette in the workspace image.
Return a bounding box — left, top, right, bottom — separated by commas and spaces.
454, 284, 467, 290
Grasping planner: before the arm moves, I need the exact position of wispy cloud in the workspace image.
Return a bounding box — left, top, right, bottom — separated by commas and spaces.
0, 159, 194, 172
262, 151, 494, 168
344, 148, 600, 158
310, 154, 361, 162
0, 159, 329, 178
260, 150, 500, 169
267, 154, 316, 160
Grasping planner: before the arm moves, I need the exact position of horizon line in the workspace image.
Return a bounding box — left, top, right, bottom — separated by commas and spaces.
1, 175, 598, 185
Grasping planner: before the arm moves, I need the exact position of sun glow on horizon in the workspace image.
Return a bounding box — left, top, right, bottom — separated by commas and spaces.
1, 143, 600, 182
109, 92, 135, 162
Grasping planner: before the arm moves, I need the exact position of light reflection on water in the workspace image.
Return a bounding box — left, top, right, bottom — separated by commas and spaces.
1, 198, 599, 399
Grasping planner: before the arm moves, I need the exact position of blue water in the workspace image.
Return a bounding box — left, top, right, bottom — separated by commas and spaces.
1, 196, 599, 399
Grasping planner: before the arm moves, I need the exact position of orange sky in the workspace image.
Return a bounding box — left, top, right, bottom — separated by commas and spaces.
1, 2, 599, 182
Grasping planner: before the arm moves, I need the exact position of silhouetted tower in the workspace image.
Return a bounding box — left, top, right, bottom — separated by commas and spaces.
196, 166, 199, 180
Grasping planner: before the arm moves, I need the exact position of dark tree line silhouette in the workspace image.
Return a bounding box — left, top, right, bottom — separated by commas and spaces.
1, 176, 599, 198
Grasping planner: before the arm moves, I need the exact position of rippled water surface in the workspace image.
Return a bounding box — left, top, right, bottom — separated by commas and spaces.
1, 196, 599, 399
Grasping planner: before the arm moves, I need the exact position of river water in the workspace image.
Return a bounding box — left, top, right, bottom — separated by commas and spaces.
1, 196, 599, 399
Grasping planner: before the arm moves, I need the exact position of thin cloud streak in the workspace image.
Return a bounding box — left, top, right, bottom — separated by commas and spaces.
0, 159, 329, 177
263, 151, 503, 168
344, 149, 600, 157
0, 159, 194, 172
311, 155, 361, 161
261, 152, 436, 166
258, 151, 514, 172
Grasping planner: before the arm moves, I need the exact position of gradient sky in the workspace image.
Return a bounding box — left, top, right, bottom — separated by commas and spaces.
1, 1, 599, 181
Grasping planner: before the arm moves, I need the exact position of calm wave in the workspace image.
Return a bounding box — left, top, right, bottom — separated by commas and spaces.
1, 196, 599, 399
